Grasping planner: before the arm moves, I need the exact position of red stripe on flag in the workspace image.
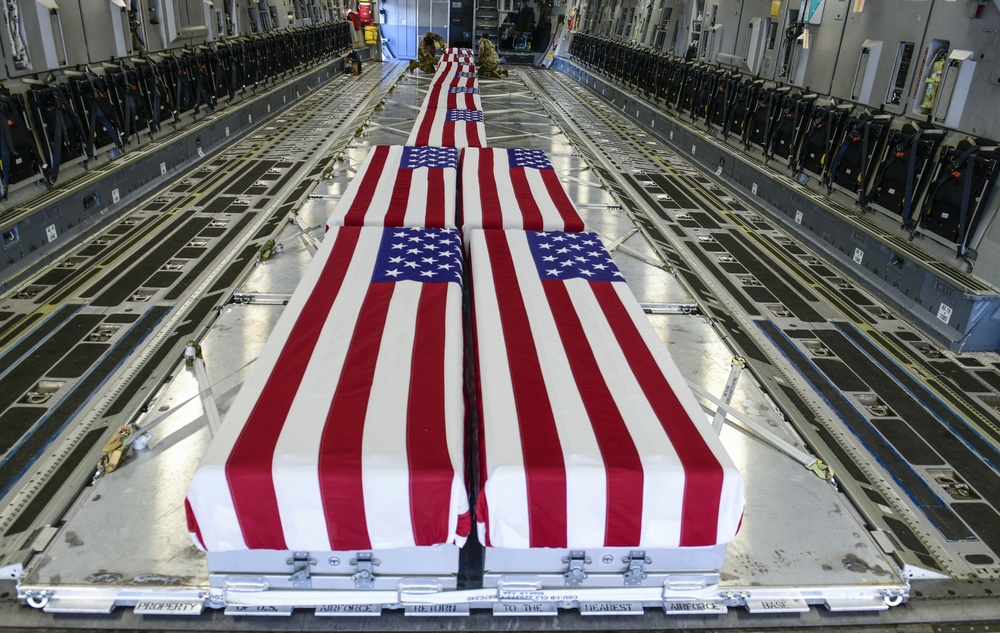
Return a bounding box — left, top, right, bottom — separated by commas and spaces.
407, 283, 454, 545
185, 499, 206, 550
414, 111, 435, 146
226, 228, 361, 549
541, 280, 644, 546
477, 149, 503, 228
425, 166, 446, 228
469, 270, 491, 547
344, 146, 391, 226
484, 232, 568, 547
319, 282, 396, 550
442, 120, 456, 147
424, 83, 445, 109
471, 264, 493, 548
510, 167, 544, 230
468, 123, 483, 148
540, 170, 586, 231
456, 510, 472, 541
591, 283, 724, 546
383, 167, 414, 227
476, 495, 491, 547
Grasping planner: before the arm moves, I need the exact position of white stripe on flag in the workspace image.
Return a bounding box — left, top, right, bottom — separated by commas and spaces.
565, 280, 684, 546
271, 230, 381, 550
609, 282, 745, 543
471, 232, 531, 548
442, 285, 469, 543
361, 281, 421, 548
487, 150, 518, 226
505, 234, 607, 548
339, 146, 400, 214
186, 231, 349, 551
405, 169, 431, 226
406, 110, 485, 148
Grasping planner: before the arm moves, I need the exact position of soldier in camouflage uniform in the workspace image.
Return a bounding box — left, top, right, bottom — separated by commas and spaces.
477, 34, 507, 78
407, 32, 447, 73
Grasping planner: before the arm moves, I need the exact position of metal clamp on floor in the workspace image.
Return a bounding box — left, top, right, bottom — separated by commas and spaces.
623, 551, 648, 586
689, 379, 835, 481
564, 550, 588, 586
805, 459, 834, 480
352, 553, 375, 588
287, 552, 313, 588
97, 424, 136, 475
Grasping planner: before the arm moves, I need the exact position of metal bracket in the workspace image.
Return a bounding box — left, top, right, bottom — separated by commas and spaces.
711, 356, 745, 435
563, 550, 588, 586
352, 552, 375, 589
623, 551, 648, 586
805, 459, 834, 480
287, 552, 313, 588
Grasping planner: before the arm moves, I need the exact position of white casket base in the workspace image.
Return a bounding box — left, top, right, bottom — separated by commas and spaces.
483, 545, 729, 589
208, 545, 460, 592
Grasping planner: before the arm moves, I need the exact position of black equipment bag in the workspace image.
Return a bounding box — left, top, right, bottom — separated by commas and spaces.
828, 114, 891, 201
660, 58, 683, 103
0, 89, 45, 196
724, 79, 759, 140
28, 83, 87, 182
798, 104, 850, 178
107, 64, 151, 144
769, 92, 814, 165
745, 87, 783, 150
675, 63, 698, 113
690, 66, 713, 121
69, 73, 124, 158
139, 59, 174, 130
869, 123, 942, 224
707, 71, 735, 128
919, 142, 1000, 251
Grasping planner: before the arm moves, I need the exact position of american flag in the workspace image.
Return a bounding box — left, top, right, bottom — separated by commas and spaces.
434, 61, 476, 76
470, 229, 745, 549
439, 73, 478, 88
324, 146, 459, 229
430, 66, 478, 90
187, 226, 470, 552
461, 148, 586, 232
447, 110, 485, 121
444, 47, 474, 55
421, 80, 483, 110
441, 54, 475, 64
407, 109, 486, 148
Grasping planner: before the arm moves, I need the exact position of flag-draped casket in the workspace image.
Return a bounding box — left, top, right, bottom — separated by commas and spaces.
421, 83, 483, 110
461, 148, 586, 233
323, 146, 459, 230
434, 62, 476, 76
431, 64, 478, 90
469, 229, 745, 556
441, 53, 475, 63
407, 108, 486, 148
186, 226, 470, 554
434, 72, 478, 89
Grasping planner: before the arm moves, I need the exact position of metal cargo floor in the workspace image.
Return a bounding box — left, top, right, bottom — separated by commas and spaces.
2, 61, 1000, 630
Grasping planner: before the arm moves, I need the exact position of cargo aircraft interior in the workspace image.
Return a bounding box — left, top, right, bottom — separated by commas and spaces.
0, 0, 999, 631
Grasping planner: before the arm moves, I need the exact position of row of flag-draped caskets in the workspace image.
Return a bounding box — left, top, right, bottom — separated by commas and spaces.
185, 50, 744, 608
185, 143, 745, 600
406, 55, 485, 148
